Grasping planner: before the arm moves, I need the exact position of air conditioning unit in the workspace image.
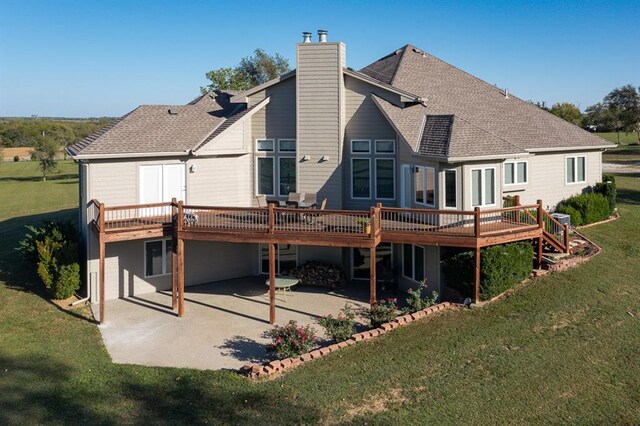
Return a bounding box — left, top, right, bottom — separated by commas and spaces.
551, 213, 571, 227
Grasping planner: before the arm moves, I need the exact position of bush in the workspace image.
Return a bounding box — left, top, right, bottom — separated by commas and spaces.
13, 155, 20, 162
317, 304, 357, 342
360, 298, 399, 328
557, 193, 610, 226
404, 281, 439, 313
594, 174, 617, 214
442, 242, 534, 301
266, 320, 317, 359
18, 220, 80, 299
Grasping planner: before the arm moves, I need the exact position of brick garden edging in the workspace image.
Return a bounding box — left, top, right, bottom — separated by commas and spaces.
547, 230, 602, 272
240, 302, 454, 379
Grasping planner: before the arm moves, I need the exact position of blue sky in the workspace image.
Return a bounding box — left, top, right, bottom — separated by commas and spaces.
0, 0, 638, 117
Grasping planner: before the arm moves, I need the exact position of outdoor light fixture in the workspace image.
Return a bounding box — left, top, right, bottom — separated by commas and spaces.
320, 155, 330, 162
301, 155, 311, 161
189, 164, 197, 173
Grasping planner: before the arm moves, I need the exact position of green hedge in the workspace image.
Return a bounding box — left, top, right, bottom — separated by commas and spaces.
442, 242, 534, 301
594, 174, 617, 214
557, 192, 610, 226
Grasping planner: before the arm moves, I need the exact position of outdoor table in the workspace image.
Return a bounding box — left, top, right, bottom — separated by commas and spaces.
265, 276, 299, 301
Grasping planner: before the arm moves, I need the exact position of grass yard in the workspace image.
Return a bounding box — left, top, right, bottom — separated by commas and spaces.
1, 161, 639, 424
596, 131, 640, 146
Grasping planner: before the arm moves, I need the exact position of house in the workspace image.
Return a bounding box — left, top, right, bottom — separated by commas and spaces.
67, 30, 613, 324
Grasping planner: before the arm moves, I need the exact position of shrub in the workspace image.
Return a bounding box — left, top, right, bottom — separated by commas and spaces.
557, 193, 610, 226
53, 263, 81, 300
317, 304, 357, 342
266, 320, 317, 359
404, 281, 439, 313
442, 242, 533, 301
594, 174, 617, 214
13, 155, 20, 162
360, 298, 399, 328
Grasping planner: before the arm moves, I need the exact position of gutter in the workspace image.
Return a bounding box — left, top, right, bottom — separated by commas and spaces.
526, 145, 614, 153
70, 150, 190, 160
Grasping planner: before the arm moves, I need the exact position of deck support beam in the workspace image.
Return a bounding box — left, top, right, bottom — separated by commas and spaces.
369, 244, 377, 304
177, 237, 185, 317
474, 246, 481, 304
99, 237, 106, 324
269, 243, 276, 324
171, 198, 178, 311
537, 237, 544, 268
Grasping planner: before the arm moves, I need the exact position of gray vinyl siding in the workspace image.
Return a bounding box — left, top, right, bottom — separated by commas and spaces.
395, 244, 441, 294
195, 123, 248, 155
249, 76, 296, 141
343, 75, 399, 210
186, 155, 252, 206
296, 42, 345, 209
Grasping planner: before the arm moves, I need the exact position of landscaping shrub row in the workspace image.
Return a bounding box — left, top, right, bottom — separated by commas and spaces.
442, 242, 534, 301
557, 175, 617, 226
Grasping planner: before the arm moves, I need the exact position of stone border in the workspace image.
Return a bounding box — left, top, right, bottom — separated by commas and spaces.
240, 302, 454, 379
575, 212, 620, 230
547, 230, 602, 272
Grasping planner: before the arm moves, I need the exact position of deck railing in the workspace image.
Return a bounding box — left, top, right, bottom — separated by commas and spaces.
91, 199, 558, 242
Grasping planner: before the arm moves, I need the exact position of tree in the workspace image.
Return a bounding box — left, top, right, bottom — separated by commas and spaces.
31, 137, 59, 181
527, 100, 550, 111
584, 102, 616, 133
201, 48, 291, 93
550, 102, 583, 126
603, 84, 640, 143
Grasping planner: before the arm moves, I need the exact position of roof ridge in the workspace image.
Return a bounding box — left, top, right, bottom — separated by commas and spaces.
389, 44, 411, 86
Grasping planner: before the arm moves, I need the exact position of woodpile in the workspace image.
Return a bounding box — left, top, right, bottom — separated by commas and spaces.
282, 261, 346, 289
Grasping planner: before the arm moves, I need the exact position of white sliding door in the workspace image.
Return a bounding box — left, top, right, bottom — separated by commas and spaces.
139, 164, 186, 217
163, 164, 186, 202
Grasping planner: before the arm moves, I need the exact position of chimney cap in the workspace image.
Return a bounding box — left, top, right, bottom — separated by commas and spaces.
318, 29, 328, 42
302, 31, 312, 43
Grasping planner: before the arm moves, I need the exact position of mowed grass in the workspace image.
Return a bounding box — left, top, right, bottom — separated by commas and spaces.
1, 161, 640, 424
603, 144, 640, 165
596, 131, 639, 146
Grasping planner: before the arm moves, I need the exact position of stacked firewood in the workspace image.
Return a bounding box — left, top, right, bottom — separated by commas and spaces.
282, 262, 346, 289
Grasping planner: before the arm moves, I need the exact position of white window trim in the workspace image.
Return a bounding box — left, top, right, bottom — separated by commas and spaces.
401, 244, 425, 283
255, 138, 275, 152
443, 168, 458, 209
258, 244, 299, 275
374, 139, 396, 154
350, 139, 371, 154
375, 158, 396, 200
414, 165, 436, 207
566, 155, 587, 184
277, 139, 296, 153
503, 160, 528, 186
351, 157, 372, 199
277, 156, 296, 197
351, 244, 394, 281
255, 157, 275, 196
144, 238, 172, 278
471, 167, 497, 207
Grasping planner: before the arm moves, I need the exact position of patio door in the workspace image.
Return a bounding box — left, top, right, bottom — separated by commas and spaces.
139, 164, 186, 217
260, 244, 297, 275
400, 164, 412, 208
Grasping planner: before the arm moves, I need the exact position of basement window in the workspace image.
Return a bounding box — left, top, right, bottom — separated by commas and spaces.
144, 239, 172, 277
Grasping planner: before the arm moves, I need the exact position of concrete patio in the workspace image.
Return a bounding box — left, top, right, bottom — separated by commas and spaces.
96, 277, 371, 370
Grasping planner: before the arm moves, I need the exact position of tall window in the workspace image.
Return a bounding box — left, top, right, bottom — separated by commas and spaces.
471, 168, 496, 207
260, 244, 297, 274
352, 243, 392, 280
145, 239, 172, 277
352, 158, 371, 198
255, 139, 296, 196
402, 244, 425, 282
504, 161, 527, 185
278, 157, 296, 196
375, 159, 395, 199
444, 169, 457, 208
256, 157, 274, 195
256, 139, 274, 152
415, 166, 435, 206
566, 156, 586, 183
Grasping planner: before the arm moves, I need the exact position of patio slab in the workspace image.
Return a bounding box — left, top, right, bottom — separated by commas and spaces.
95, 277, 370, 371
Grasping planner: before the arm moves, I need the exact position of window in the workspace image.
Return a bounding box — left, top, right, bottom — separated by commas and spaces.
402, 244, 425, 282
375, 159, 395, 199
414, 166, 435, 206
145, 239, 172, 277
256, 139, 274, 152
352, 158, 371, 198
260, 244, 297, 274
471, 167, 496, 207
257, 157, 274, 195
375, 140, 395, 154
444, 169, 457, 208
352, 243, 392, 280
351, 140, 371, 154
504, 161, 528, 185
278, 157, 296, 196
566, 156, 586, 183
278, 139, 296, 153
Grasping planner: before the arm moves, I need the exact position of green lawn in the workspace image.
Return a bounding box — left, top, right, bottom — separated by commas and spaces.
596, 131, 639, 146
1, 161, 639, 424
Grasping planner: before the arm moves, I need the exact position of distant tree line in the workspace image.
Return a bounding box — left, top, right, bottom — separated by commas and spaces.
0, 118, 111, 149
529, 84, 640, 144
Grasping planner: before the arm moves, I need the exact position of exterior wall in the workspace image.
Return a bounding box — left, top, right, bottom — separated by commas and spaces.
343, 75, 400, 210
394, 244, 441, 294
460, 160, 503, 211
296, 42, 346, 209
298, 246, 342, 266
195, 123, 249, 155
186, 155, 252, 206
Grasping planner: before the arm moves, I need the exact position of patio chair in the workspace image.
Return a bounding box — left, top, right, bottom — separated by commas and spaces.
317, 198, 327, 210
304, 192, 317, 207
255, 194, 268, 208
286, 192, 305, 208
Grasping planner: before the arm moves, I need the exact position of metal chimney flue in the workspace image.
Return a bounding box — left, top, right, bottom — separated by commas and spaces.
318, 29, 328, 42
302, 32, 312, 43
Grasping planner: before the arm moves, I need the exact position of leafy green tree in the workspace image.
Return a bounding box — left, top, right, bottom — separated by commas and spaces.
550, 102, 583, 126
604, 84, 640, 143
528, 100, 550, 111
31, 138, 59, 181
201, 48, 291, 93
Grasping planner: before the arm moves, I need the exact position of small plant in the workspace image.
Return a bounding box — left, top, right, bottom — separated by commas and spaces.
404, 281, 439, 313
266, 320, 317, 359
360, 298, 399, 328
13, 155, 20, 162
317, 304, 357, 342
356, 218, 370, 226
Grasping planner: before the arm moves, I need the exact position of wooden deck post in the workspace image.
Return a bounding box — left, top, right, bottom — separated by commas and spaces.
269, 242, 276, 324
474, 207, 481, 237
268, 202, 275, 234
98, 202, 105, 233
514, 195, 521, 206
99, 237, 106, 324
177, 201, 185, 317
563, 224, 570, 254
537, 200, 543, 228
369, 244, 377, 304
171, 198, 178, 311
474, 246, 481, 304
